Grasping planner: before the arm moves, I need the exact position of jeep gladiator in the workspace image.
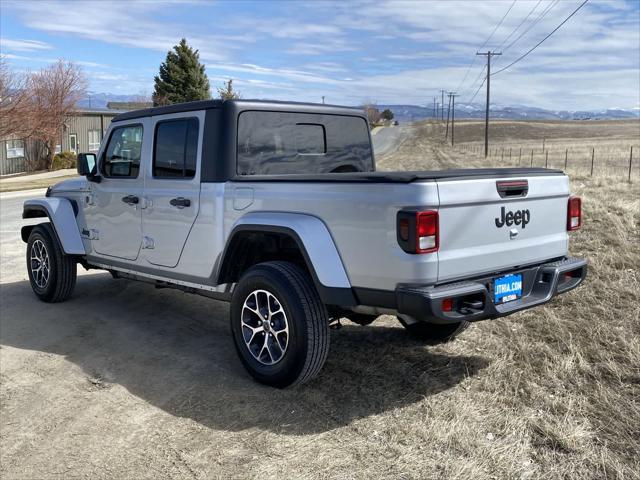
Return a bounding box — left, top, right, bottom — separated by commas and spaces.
22, 99, 587, 387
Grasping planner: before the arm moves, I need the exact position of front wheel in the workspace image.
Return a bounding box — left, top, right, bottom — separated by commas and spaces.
397, 316, 469, 344
230, 261, 330, 388
26, 223, 77, 303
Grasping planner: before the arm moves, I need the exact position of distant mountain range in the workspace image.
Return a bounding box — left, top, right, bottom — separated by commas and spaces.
377, 104, 640, 122
78, 93, 640, 121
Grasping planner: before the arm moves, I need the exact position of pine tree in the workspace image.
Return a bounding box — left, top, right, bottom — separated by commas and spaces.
153, 39, 211, 106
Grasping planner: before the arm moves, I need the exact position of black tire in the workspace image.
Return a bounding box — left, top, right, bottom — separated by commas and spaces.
230, 261, 329, 388
397, 316, 469, 344
26, 223, 77, 303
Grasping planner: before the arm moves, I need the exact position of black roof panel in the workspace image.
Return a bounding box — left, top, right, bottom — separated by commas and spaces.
112, 99, 365, 122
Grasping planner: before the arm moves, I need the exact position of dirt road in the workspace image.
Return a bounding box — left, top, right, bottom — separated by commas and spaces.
1, 123, 638, 479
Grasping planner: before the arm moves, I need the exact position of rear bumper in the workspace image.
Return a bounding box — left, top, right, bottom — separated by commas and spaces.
395, 257, 587, 324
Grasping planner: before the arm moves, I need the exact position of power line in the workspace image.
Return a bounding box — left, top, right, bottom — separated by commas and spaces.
500, 0, 560, 55
492, 0, 589, 76
461, 64, 487, 99
455, 0, 517, 91
479, 0, 517, 51
467, 75, 486, 105
496, 0, 543, 51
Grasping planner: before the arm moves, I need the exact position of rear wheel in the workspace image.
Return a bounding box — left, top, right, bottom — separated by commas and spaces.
230, 261, 330, 388
397, 316, 468, 344
26, 223, 77, 303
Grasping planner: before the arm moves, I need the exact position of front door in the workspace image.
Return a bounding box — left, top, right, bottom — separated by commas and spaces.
85, 120, 148, 261
69, 133, 78, 153
141, 113, 202, 268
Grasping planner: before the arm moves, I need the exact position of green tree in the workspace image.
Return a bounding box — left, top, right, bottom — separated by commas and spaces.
153, 38, 211, 106
217, 79, 241, 100
381, 109, 394, 121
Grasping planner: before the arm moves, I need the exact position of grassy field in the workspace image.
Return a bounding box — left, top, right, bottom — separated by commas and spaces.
372, 120, 640, 478
441, 119, 640, 179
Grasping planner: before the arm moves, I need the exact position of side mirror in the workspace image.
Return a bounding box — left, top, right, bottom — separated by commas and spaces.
77, 153, 100, 182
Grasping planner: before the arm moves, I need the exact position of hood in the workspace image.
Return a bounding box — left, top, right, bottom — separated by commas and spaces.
49, 177, 88, 193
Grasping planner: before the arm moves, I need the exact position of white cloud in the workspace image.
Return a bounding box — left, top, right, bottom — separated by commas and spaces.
0, 38, 52, 52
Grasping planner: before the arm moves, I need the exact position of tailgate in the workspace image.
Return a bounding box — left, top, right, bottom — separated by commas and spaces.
436, 174, 569, 283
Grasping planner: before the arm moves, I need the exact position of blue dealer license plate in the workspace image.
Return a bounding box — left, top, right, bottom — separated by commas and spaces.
494, 274, 523, 304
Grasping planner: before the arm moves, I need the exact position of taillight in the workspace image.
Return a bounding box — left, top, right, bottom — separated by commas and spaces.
567, 196, 581, 231
397, 210, 439, 254
442, 297, 453, 312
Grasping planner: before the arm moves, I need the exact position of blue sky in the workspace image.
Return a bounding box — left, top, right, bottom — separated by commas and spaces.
1, 0, 639, 110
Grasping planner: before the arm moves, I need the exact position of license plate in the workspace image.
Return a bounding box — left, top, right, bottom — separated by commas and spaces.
494, 274, 523, 304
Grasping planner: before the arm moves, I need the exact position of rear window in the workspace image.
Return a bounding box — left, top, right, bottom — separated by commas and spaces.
153, 118, 199, 178
237, 111, 373, 175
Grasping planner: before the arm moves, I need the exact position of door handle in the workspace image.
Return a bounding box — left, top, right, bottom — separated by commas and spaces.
170, 197, 191, 208
121, 195, 139, 205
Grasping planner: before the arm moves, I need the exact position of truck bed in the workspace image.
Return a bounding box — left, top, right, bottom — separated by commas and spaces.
230, 167, 564, 183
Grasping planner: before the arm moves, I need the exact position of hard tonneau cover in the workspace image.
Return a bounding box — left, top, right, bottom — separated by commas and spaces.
231, 168, 564, 183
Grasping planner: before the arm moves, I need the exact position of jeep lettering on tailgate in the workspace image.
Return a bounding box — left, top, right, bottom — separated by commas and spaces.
495, 206, 530, 228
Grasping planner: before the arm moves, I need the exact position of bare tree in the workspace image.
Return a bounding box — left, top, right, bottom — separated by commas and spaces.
363, 102, 381, 127
217, 79, 241, 100
0, 58, 32, 138
29, 60, 87, 169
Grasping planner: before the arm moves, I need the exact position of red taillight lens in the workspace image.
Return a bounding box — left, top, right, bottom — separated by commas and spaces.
416, 211, 439, 253
397, 210, 439, 254
567, 196, 581, 231
442, 297, 453, 312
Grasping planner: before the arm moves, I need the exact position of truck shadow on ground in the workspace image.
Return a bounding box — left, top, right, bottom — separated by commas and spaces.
1, 273, 489, 436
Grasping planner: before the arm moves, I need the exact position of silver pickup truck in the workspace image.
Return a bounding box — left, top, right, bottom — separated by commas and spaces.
22, 99, 587, 387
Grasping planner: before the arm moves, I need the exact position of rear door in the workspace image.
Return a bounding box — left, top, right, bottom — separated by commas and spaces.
436, 175, 569, 282
141, 111, 203, 268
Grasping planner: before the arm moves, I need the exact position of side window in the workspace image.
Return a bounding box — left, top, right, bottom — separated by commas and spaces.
153, 118, 199, 178
237, 111, 372, 175
102, 125, 143, 178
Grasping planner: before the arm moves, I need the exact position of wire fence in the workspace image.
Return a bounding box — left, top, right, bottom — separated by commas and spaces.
455, 142, 639, 181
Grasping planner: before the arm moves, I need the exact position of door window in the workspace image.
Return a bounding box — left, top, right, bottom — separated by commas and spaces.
102, 125, 143, 178
153, 118, 199, 178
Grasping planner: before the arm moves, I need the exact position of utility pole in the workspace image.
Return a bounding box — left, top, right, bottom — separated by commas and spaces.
440, 89, 446, 121
321, 96, 325, 104
445, 92, 453, 141
476, 51, 501, 158
450, 93, 459, 146
433, 97, 437, 119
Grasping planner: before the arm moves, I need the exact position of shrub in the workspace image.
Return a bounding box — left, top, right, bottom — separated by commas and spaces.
52, 151, 77, 170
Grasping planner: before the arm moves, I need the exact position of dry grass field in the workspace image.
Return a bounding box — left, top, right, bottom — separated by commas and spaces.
441, 119, 640, 179
1, 120, 638, 480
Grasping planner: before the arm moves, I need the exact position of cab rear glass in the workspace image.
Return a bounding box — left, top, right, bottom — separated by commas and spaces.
237, 111, 373, 175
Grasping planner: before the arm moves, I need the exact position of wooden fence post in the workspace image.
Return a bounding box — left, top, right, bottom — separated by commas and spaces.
509, 147, 512, 165
629, 146, 634, 182
590, 147, 595, 176
518, 147, 522, 166
545, 150, 548, 168
530, 149, 533, 167
564, 148, 568, 170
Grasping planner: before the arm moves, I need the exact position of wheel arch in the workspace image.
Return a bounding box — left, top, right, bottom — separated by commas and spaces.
22, 198, 85, 255
217, 212, 356, 306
